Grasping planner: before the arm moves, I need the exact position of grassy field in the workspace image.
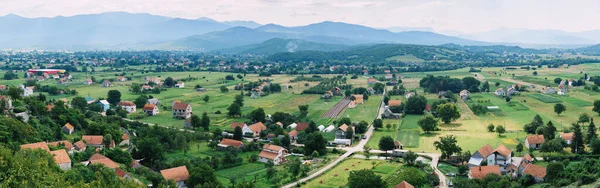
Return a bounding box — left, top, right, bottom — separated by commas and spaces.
365, 119, 401, 149
528, 93, 562, 103
303, 159, 402, 188
386, 54, 425, 62
339, 95, 382, 123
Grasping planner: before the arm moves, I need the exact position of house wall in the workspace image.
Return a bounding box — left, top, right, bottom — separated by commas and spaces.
176, 180, 186, 188
58, 162, 71, 170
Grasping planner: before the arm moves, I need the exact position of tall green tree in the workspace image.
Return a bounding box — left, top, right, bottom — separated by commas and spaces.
593, 100, 600, 115
587, 118, 598, 144
482, 81, 490, 92
373, 119, 383, 130
553, 103, 566, 116
578, 113, 591, 125
571, 123, 584, 153
304, 132, 327, 156
234, 95, 244, 107
250, 108, 266, 122
437, 103, 461, 124
544, 121, 557, 140
404, 95, 427, 114
71, 96, 88, 111
203, 95, 210, 103
190, 114, 201, 129
188, 163, 223, 187
200, 112, 210, 131
233, 126, 243, 141
496, 125, 506, 136
434, 135, 462, 159
7, 86, 22, 100
347, 169, 385, 188
134, 95, 148, 108
164, 77, 175, 87
418, 114, 438, 133
106, 90, 121, 105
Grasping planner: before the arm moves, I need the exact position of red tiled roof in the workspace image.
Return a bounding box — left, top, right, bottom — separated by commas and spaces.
172, 102, 190, 110
526, 135, 545, 145
89, 154, 119, 169
394, 181, 414, 188
522, 154, 533, 162
74, 140, 86, 150
82, 135, 103, 145
20, 142, 50, 152
477, 144, 494, 158
219, 138, 243, 148
470, 165, 501, 179
338, 124, 354, 132
259, 150, 279, 160
523, 164, 547, 179
143, 104, 156, 111
122, 134, 129, 141
161, 166, 189, 182
296, 122, 309, 131
494, 144, 512, 158
249, 122, 267, 133
46, 104, 55, 111
48, 140, 73, 150
263, 144, 284, 151
560, 132, 574, 141
50, 149, 71, 164
118, 101, 135, 106
230, 122, 246, 129
115, 168, 128, 178
388, 100, 402, 107
63, 123, 74, 130
289, 130, 298, 137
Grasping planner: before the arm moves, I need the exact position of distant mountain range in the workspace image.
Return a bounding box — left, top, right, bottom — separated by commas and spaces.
214, 38, 353, 54
457, 28, 600, 45
0, 12, 598, 51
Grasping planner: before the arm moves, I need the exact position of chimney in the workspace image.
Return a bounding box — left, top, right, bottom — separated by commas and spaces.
479, 166, 482, 171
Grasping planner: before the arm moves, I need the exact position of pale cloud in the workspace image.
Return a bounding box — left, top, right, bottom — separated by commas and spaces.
0, 0, 599, 33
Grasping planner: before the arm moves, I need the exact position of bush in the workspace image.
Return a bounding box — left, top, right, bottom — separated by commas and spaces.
215, 110, 222, 114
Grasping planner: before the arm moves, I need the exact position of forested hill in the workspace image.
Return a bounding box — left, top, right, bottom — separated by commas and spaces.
266, 44, 496, 63
213, 38, 352, 55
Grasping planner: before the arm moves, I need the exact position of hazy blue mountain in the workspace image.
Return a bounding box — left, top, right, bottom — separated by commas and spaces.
168, 27, 291, 51
222, 20, 262, 28
385, 26, 435, 32
255, 21, 482, 45
459, 28, 599, 44
215, 38, 351, 54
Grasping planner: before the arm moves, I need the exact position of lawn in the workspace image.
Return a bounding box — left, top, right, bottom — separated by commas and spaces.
365, 119, 401, 149
303, 159, 401, 188
339, 95, 382, 123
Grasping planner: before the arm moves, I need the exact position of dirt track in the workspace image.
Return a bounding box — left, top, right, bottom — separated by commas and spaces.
323, 98, 351, 118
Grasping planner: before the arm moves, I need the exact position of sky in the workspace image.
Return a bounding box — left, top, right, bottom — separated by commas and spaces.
1, 0, 599, 33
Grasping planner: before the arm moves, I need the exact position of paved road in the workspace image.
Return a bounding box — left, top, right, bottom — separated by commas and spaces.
282, 94, 384, 188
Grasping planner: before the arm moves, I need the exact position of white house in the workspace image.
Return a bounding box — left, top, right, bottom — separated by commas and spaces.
494, 88, 505, 96
405, 92, 415, 99
118, 101, 136, 113
143, 104, 159, 116
258, 144, 288, 165
468, 144, 513, 172
175, 81, 185, 88
525, 135, 545, 149
230, 122, 253, 136
460, 89, 470, 100
560, 133, 574, 145
20, 85, 33, 96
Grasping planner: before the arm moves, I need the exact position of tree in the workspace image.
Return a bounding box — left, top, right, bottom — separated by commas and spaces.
164, 77, 175, 87
403, 151, 418, 165
540, 138, 565, 153
347, 169, 385, 188
495, 125, 506, 136
495, 82, 500, 87
378, 136, 395, 155
487, 124, 495, 132
571, 123, 584, 153
71, 96, 88, 111
482, 81, 490, 92
3, 71, 16, 80
346, 126, 354, 139
190, 114, 201, 129
373, 119, 383, 130
250, 108, 266, 122
544, 121, 557, 140
590, 138, 600, 154
7, 86, 22, 100
524, 115, 544, 134
234, 95, 244, 107
281, 134, 291, 148
203, 95, 210, 103
546, 163, 564, 182
533, 71, 538, 76
593, 100, 600, 115
233, 126, 243, 141
107, 90, 121, 105
437, 103, 460, 124
578, 113, 591, 125
188, 163, 222, 187
433, 135, 462, 159
372, 83, 385, 94
220, 86, 229, 92
134, 95, 148, 108
553, 103, 566, 116
356, 121, 369, 134
404, 95, 427, 114
285, 157, 302, 177
130, 84, 142, 94
516, 143, 524, 152
418, 114, 438, 133
227, 103, 241, 117
134, 137, 165, 166
200, 112, 210, 131
304, 132, 327, 156
385, 124, 391, 131
587, 118, 598, 144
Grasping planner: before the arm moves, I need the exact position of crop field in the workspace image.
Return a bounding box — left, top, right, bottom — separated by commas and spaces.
528, 94, 562, 103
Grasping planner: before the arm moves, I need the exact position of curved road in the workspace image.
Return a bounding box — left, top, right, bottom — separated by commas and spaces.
282, 91, 448, 188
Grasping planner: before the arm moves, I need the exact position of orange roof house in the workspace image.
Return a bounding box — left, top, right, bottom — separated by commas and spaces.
388, 100, 402, 107
249, 122, 267, 134
20, 142, 50, 152
89, 154, 119, 169
218, 138, 244, 149
394, 181, 414, 188
296, 122, 309, 131
469, 165, 502, 179
161, 166, 190, 183
82, 135, 104, 146
48, 140, 73, 150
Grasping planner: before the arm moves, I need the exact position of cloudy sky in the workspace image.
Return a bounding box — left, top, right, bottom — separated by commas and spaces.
1, 0, 599, 33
